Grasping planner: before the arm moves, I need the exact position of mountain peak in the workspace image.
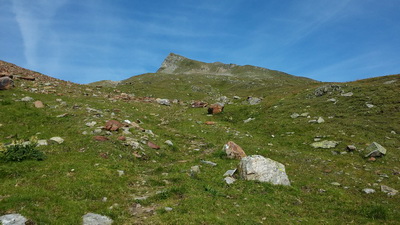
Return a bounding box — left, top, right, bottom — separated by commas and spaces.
157, 53, 188, 74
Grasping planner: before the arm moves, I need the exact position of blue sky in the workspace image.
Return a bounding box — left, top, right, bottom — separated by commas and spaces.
1, 0, 399, 84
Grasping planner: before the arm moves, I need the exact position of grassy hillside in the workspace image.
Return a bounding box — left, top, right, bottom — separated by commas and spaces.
0, 60, 399, 224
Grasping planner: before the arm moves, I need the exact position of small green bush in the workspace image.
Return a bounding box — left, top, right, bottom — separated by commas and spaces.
2, 143, 46, 162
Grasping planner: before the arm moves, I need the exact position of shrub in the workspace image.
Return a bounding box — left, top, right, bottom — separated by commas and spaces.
2, 143, 46, 162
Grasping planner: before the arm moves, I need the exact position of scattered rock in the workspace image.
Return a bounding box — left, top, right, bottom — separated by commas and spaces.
391, 130, 397, 135
117, 136, 126, 141
317, 117, 325, 124
21, 96, 33, 102
311, 140, 339, 149
314, 85, 341, 97
94, 136, 109, 141
191, 101, 208, 108
164, 207, 173, 212
368, 157, 376, 162
243, 118, 255, 123
233, 96, 241, 99
105, 120, 123, 131
362, 188, 376, 194
364, 142, 387, 158
331, 182, 341, 186
37, 140, 48, 146
190, 165, 200, 176
327, 98, 337, 102
33, 100, 44, 108
223, 141, 247, 159
164, 140, 173, 146
224, 177, 236, 185
49, 136, 64, 144
0, 77, 14, 90
366, 103, 375, 108
238, 155, 290, 186
86, 121, 97, 127
156, 98, 170, 106
381, 185, 398, 196
0, 214, 28, 225
346, 145, 357, 152
223, 169, 237, 177
247, 97, 261, 105
384, 80, 397, 84
341, 92, 353, 97
290, 113, 300, 119
300, 112, 310, 117
82, 213, 113, 225
56, 113, 69, 118
117, 170, 125, 176
147, 141, 160, 149
201, 160, 217, 167
208, 103, 224, 114
205, 121, 216, 125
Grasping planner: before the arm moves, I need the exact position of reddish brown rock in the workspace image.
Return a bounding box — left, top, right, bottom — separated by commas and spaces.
34, 100, 44, 108
117, 136, 126, 141
223, 141, 247, 159
99, 152, 109, 158
205, 121, 216, 125
147, 141, 160, 149
105, 120, 123, 131
191, 101, 208, 108
94, 136, 109, 141
0, 76, 14, 90
369, 157, 376, 162
208, 103, 224, 114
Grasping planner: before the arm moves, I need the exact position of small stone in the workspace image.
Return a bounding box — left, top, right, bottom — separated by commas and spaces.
205, 121, 216, 125
223, 169, 237, 177
208, 103, 224, 114
86, 121, 97, 127
105, 120, 123, 131
0, 214, 28, 225
327, 98, 337, 102
317, 117, 325, 124
164, 207, 173, 212
290, 113, 300, 119
247, 97, 261, 105
243, 118, 255, 123
164, 140, 173, 146
82, 213, 113, 225
346, 145, 357, 151
300, 112, 309, 117
93, 128, 102, 134
224, 177, 236, 185
117, 170, 125, 176
368, 157, 376, 162
223, 141, 247, 159
147, 141, 160, 149
365, 142, 387, 158
380, 185, 398, 196
362, 188, 376, 194
37, 140, 48, 146
94, 136, 109, 141
341, 92, 353, 97
117, 136, 126, 141
34, 100, 44, 108
56, 113, 69, 118
391, 131, 397, 134
331, 182, 341, 186
102, 197, 108, 202
190, 165, 201, 176
201, 160, 217, 166
49, 136, 64, 144
156, 98, 170, 106
311, 140, 339, 149
21, 96, 33, 102
366, 103, 375, 108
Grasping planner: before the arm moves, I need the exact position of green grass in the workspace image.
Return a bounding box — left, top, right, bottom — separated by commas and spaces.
0, 74, 399, 224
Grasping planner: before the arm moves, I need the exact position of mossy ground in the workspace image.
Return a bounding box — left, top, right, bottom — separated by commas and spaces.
0, 74, 399, 224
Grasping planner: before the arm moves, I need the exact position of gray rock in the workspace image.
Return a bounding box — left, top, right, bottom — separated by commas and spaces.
243, 118, 255, 123
290, 113, 300, 119
346, 145, 357, 151
49, 136, 64, 144
341, 92, 353, 97
362, 188, 375, 194
366, 103, 374, 108
317, 117, 325, 124
156, 98, 170, 106
224, 177, 236, 185
86, 121, 97, 127
164, 140, 173, 146
311, 140, 339, 149
381, 185, 398, 196
238, 155, 290, 186
364, 142, 387, 158
83, 213, 113, 225
247, 97, 261, 105
314, 85, 341, 97
21, 96, 33, 102
201, 160, 217, 167
0, 214, 27, 225
300, 112, 309, 117
223, 169, 237, 177
37, 140, 48, 146
331, 182, 341, 186
383, 80, 397, 84
190, 165, 200, 176
0, 77, 14, 90
327, 98, 337, 102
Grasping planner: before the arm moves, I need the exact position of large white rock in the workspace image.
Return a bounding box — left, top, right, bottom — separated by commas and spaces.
238, 155, 291, 186
0, 214, 27, 225
83, 213, 113, 225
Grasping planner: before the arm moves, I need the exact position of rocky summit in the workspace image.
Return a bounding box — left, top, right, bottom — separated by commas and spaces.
0, 54, 399, 224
